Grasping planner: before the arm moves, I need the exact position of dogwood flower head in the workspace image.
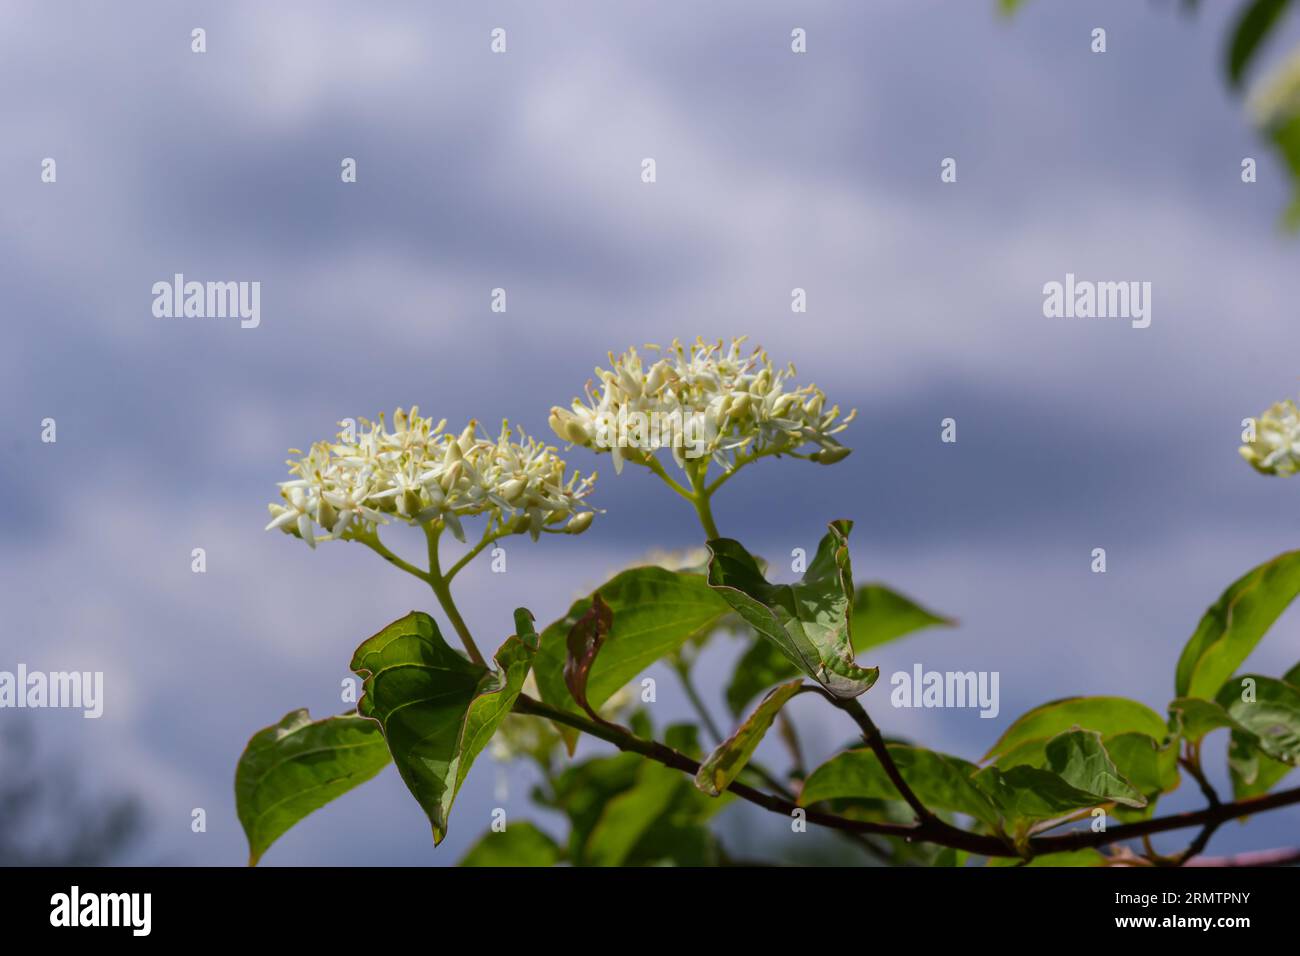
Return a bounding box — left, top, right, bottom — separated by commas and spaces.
266, 408, 597, 547
1241, 399, 1300, 476
549, 337, 855, 476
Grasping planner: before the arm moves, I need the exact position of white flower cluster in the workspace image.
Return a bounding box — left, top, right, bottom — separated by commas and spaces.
1241, 399, 1300, 476
266, 408, 597, 547
548, 338, 855, 474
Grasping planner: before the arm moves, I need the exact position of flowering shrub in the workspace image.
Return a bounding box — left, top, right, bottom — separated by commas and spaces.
234, 345, 1300, 867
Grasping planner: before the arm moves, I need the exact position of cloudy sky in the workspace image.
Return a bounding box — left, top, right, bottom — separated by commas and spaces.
3, 0, 1300, 865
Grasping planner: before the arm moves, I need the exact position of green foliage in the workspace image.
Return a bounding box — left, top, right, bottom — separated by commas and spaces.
1175, 551, 1300, 699
235, 709, 391, 865
1102, 733, 1180, 804
696, 679, 803, 797
240, 336, 1300, 866
1230, 741, 1295, 800
1252, 49, 1300, 228
982, 696, 1168, 761
801, 745, 1000, 828
974, 730, 1146, 832
1168, 696, 1246, 746
853, 583, 955, 650
1224, 667, 1300, 801
459, 821, 563, 867
986, 849, 1107, 867
532, 567, 730, 750
1217, 674, 1300, 766
529, 721, 729, 866
726, 640, 800, 718
239, 535, 1300, 865
350, 609, 539, 845
708, 520, 877, 700
726, 582, 952, 716
1225, 661, 1300, 800
1227, 0, 1292, 88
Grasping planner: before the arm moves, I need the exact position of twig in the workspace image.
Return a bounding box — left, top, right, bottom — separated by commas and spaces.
511, 692, 1300, 860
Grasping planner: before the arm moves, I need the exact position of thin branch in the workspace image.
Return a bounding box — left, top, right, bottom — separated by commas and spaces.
445, 518, 510, 581
358, 533, 432, 584
640, 454, 694, 501
1179, 756, 1221, 807
826, 694, 937, 824
672, 658, 724, 746
511, 691, 1300, 860
422, 523, 486, 666
1166, 756, 1223, 866
672, 671, 893, 864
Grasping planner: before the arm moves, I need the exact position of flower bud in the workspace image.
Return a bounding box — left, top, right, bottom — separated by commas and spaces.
565, 511, 594, 534
316, 497, 338, 532
811, 445, 851, 465
498, 478, 526, 502
439, 460, 463, 492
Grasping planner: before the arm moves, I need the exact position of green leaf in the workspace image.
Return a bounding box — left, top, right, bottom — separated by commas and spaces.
624, 747, 730, 867
538, 752, 642, 862
696, 679, 803, 797
533, 567, 730, 751
585, 761, 684, 866
974, 765, 1111, 824
987, 849, 1107, 867
235, 709, 391, 866
975, 730, 1146, 827
992, 729, 1177, 821
726, 639, 800, 717
628, 821, 720, 866
1168, 696, 1247, 746
707, 519, 877, 700
1230, 740, 1294, 800
458, 821, 563, 867
725, 582, 952, 716
1174, 551, 1300, 699
982, 696, 1167, 762
800, 745, 1000, 827
1227, 0, 1291, 89
350, 609, 539, 845
1101, 733, 1180, 800
852, 583, 955, 651
1221, 671, 1300, 800
933, 847, 970, 867
543, 728, 730, 866
1043, 730, 1147, 808
1252, 51, 1300, 229
1216, 675, 1300, 766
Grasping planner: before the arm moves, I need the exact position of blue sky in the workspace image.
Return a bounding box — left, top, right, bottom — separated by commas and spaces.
3, 0, 1300, 865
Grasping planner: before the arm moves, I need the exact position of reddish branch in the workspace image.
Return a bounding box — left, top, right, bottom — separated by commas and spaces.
513, 692, 1300, 862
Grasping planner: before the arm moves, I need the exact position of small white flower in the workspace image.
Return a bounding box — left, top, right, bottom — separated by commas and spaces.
549, 337, 854, 475
1242, 399, 1300, 476
266, 408, 597, 547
